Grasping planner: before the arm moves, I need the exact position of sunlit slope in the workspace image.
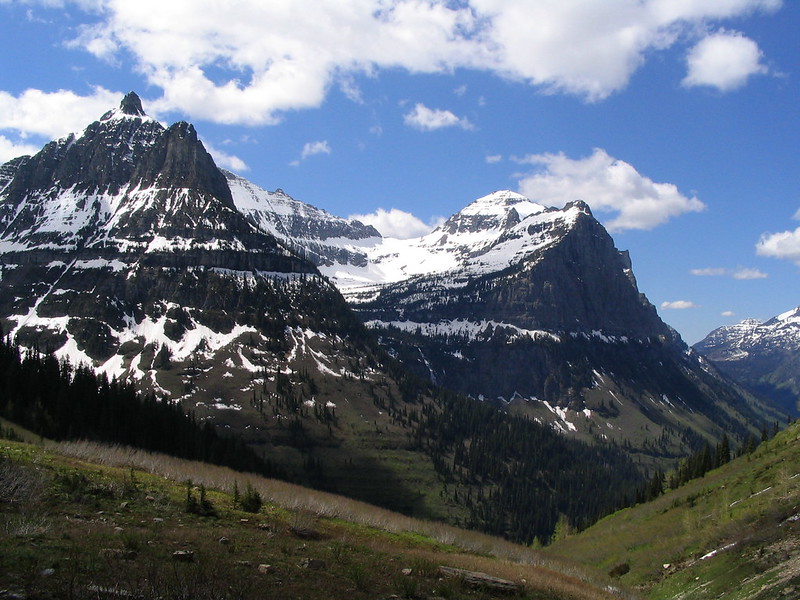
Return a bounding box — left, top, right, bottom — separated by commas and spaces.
549, 421, 800, 599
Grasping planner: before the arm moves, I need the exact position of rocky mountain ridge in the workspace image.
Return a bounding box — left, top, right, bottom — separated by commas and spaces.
694, 307, 800, 416
0, 94, 658, 541
301, 188, 772, 456
0, 92, 775, 475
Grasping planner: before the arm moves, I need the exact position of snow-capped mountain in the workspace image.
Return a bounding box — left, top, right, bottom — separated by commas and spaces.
695, 307, 800, 415
308, 188, 776, 451
226, 170, 380, 268
0, 92, 776, 469
1, 93, 662, 533
0, 93, 367, 400
0, 92, 456, 513
0, 92, 297, 262
321, 191, 583, 292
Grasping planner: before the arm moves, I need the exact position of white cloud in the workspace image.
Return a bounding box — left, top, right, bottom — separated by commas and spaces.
485, 154, 503, 164
0, 135, 40, 163
721, 310, 735, 317
690, 266, 767, 279
348, 208, 444, 239
469, 0, 780, 101
0, 86, 122, 140
35, 0, 779, 129
515, 148, 705, 231
201, 140, 249, 172
756, 224, 800, 265
682, 30, 768, 91
300, 140, 332, 160
756, 209, 800, 265
732, 266, 767, 279
661, 300, 698, 310
691, 267, 728, 276
403, 103, 474, 132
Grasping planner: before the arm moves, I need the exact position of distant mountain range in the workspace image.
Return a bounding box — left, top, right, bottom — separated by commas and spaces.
0, 92, 782, 540
694, 307, 800, 417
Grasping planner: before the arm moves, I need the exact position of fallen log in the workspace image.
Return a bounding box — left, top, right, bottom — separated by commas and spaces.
437, 565, 520, 594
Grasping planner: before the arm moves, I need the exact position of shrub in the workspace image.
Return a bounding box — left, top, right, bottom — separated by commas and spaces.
240, 482, 262, 514
185, 481, 216, 517
0, 454, 46, 505
608, 562, 630, 578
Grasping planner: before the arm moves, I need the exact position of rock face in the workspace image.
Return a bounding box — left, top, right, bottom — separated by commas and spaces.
0, 93, 455, 519
0, 92, 782, 545
0, 92, 774, 472
225, 170, 380, 268
308, 191, 776, 452
0, 93, 339, 399
695, 308, 800, 416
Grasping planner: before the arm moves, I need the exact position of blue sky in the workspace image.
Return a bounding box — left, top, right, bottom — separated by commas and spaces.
0, 0, 798, 344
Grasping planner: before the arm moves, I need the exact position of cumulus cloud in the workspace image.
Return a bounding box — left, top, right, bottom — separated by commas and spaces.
403, 104, 474, 131
661, 300, 698, 310
0, 135, 40, 163
683, 30, 769, 91
485, 154, 503, 164
16, 0, 777, 129
756, 211, 800, 265
201, 140, 249, 172
515, 148, 705, 231
0, 86, 122, 140
348, 208, 444, 239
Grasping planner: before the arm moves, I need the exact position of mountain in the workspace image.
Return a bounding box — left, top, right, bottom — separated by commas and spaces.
0, 92, 648, 543
202, 167, 776, 463
0, 91, 413, 508
694, 307, 800, 416
298, 190, 775, 462
0, 92, 317, 367
225, 170, 381, 268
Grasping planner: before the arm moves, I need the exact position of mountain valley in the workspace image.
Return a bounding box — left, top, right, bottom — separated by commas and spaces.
0, 92, 784, 546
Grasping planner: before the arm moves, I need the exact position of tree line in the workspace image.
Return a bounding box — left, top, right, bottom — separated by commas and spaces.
0, 334, 282, 478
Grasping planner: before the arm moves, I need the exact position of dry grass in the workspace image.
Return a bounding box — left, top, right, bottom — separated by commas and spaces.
49, 439, 634, 599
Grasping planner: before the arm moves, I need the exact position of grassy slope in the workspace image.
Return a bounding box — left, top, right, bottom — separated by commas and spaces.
548, 422, 800, 599
0, 431, 628, 600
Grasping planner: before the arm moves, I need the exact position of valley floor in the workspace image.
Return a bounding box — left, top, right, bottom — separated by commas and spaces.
0, 431, 631, 600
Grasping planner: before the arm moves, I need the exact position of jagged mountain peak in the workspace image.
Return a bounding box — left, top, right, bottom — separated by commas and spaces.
324, 191, 607, 293
100, 91, 155, 123
458, 190, 539, 215
436, 190, 545, 236
0, 93, 296, 258
120, 91, 146, 116
564, 199, 593, 216
129, 119, 233, 207
697, 307, 800, 358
